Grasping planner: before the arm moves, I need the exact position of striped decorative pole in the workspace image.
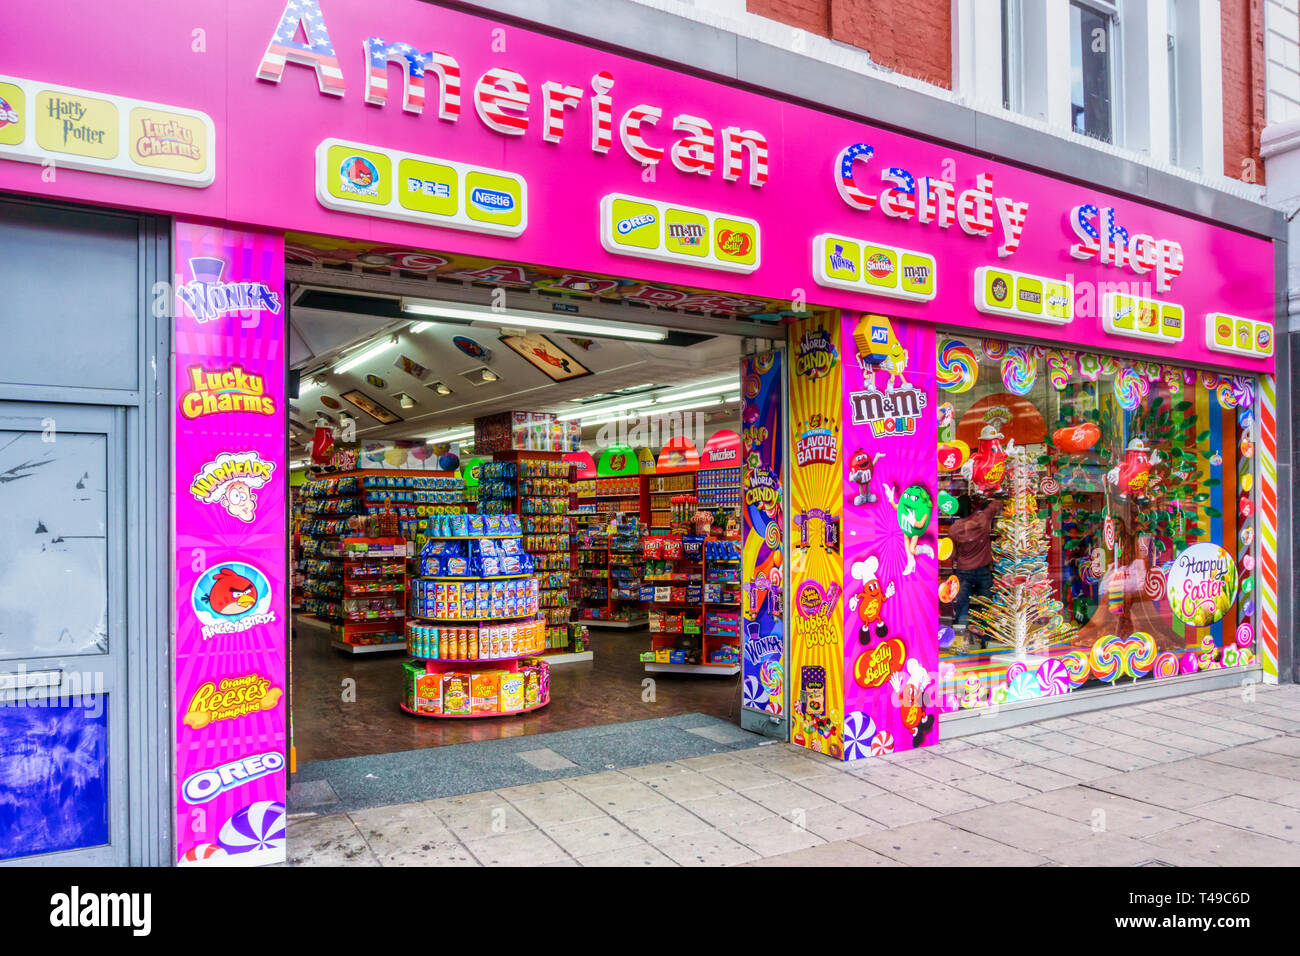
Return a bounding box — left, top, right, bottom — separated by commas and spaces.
1259, 374, 1279, 684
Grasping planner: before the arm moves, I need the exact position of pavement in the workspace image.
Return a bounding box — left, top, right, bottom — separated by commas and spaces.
286, 681, 1300, 866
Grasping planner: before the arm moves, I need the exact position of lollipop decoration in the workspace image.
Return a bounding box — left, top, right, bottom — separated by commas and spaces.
1036, 658, 1071, 696
1179, 651, 1200, 675
1142, 566, 1166, 601
218, 801, 287, 855
982, 338, 1010, 361
870, 731, 895, 755
1078, 353, 1103, 381
843, 711, 877, 760
1118, 632, 1157, 679
1235, 622, 1254, 648
1000, 345, 1039, 396
1113, 365, 1149, 411
937, 339, 979, 393
1153, 652, 1179, 679
1088, 634, 1124, 683
1006, 670, 1042, 701
1062, 650, 1090, 687
1043, 349, 1076, 390
743, 675, 768, 709
179, 844, 227, 865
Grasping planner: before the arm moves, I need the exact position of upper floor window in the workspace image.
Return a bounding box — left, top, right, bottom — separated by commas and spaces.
1070, 0, 1120, 143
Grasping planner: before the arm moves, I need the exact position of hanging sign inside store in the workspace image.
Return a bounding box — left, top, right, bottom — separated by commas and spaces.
0, 73, 214, 187
1205, 312, 1274, 358
1101, 291, 1186, 344
600, 193, 760, 273
813, 233, 937, 302
973, 266, 1073, 324
316, 138, 527, 237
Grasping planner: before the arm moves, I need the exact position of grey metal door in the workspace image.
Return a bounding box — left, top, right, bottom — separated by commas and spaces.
0, 402, 129, 865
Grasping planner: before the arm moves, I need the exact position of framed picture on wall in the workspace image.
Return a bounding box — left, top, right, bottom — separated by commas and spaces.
499, 333, 592, 382
340, 389, 403, 424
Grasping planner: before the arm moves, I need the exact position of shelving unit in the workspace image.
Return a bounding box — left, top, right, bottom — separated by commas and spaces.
402, 518, 552, 717
576, 520, 648, 628
329, 537, 409, 654
640, 536, 742, 674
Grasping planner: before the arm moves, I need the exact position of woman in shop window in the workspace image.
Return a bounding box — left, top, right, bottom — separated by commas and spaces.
948, 493, 1002, 649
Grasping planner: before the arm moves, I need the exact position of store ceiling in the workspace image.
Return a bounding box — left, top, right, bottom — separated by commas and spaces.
287, 288, 750, 444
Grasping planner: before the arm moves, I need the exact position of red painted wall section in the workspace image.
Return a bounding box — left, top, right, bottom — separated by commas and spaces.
748, 0, 952, 89
1222, 0, 1267, 184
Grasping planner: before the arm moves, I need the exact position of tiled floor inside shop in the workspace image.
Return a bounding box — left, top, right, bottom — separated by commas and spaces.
287, 681, 1300, 867
291, 616, 742, 762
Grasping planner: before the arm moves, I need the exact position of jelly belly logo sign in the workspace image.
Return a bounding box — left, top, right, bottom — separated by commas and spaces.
182, 752, 286, 805
177, 257, 283, 324
191, 563, 276, 639
183, 673, 283, 730
181, 366, 277, 418
190, 451, 276, 524
1166, 544, 1238, 628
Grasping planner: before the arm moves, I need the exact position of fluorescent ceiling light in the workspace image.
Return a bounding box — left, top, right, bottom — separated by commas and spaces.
574, 392, 738, 426
401, 298, 667, 342
566, 398, 656, 422
651, 381, 741, 405
426, 429, 474, 445
335, 338, 396, 375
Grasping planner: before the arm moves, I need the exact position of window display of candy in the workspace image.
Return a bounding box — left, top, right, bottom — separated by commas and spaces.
410, 577, 540, 620
402, 658, 550, 717
418, 537, 535, 578
406, 618, 545, 660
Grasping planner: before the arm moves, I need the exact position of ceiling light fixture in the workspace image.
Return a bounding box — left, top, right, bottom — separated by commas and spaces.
334, 337, 397, 375
429, 381, 453, 396
400, 298, 667, 342
398, 394, 416, 409
480, 369, 499, 382
426, 428, 474, 445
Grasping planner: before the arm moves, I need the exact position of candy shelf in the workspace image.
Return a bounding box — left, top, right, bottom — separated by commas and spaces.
639, 536, 742, 674
577, 520, 648, 628
400, 514, 553, 718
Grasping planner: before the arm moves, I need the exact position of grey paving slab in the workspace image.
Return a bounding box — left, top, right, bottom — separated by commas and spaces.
1107, 737, 1197, 764
722, 813, 827, 857
580, 780, 673, 813
942, 803, 1092, 852
1035, 754, 1123, 782
1040, 831, 1204, 867
1157, 758, 1298, 801
611, 802, 716, 843
945, 747, 1024, 772
953, 772, 1040, 803
745, 840, 903, 866
286, 813, 379, 866
642, 770, 734, 802
1143, 819, 1300, 866
464, 828, 569, 866
542, 816, 644, 857
796, 803, 883, 841
742, 781, 834, 813
577, 844, 678, 866
1032, 733, 1106, 756
854, 819, 1048, 866
508, 790, 605, 828
1187, 795, 1300, 844
1017, 786, 1195, 836
516, 747, 578, 771
659, 829, 760, 866
678, 791, 776, 829
902, 781, 991, 815
701, 761, 788, 791
897, 752, 988, 783
843, 792, 941, 828
1201, 747, 1300, 779
1086, 768, 1236, 810
1245, 735, 1300, 758
349, 801, 462, 865
995, 763, 1079, 792
794, 771, 889, 804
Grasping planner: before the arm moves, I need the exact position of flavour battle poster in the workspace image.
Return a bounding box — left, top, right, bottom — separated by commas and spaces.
741, 352, 785, 715
839, 313, 939, 758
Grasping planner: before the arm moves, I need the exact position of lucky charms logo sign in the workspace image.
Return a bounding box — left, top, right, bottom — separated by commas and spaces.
1166, 543, 1238, 627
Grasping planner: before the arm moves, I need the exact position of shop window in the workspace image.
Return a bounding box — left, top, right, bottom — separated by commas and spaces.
935, 336, 1257, 711
0, 429, 109, 659
1070, 0, 1117, 143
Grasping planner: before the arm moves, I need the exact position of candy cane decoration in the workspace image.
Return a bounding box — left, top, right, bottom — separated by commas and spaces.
835, 143, 875, 210
474, 67, 530, 134
670, 114, 715, 175
541, 81, 583, 143
590, 71, 614, 153
721, 127, 769, 186
1259, 374, 1279, 684
620, 104, 664, 165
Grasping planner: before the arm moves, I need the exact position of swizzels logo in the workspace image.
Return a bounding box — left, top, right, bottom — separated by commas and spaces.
835, 143, 1029, 257
1069, 203, 1184, 292
182, 366, 276, 419
182, 752, 285, 804
257, 0, 770, 186
794, 328, 836, 380
177, 257, 282, 324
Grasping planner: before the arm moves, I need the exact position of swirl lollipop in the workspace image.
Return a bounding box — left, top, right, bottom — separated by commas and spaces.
1043, 349, 1075, 390
1122, 632, 1157, 679
1007, 671, 1042, 701
870, 731, 894, 755
1142, 566, 1166, 601
843, 711, 876, 760
1001, 345, 1038, 395
937, 339, 978, 393
1036, 659, 1071, 696
1089, 635, 1123, 683
1062, 650, 1091, 687
219, 801, 287, 855
1161, 364, 1183, 395
1153, 652, 1179, 679
1113, 365, 1149, 410
1099, 355, 1120, 375
982, 338, 1010, 361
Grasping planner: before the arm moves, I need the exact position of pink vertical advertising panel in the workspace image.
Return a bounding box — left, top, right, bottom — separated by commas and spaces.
840, 313, 939, 757
172, 221, 287, 866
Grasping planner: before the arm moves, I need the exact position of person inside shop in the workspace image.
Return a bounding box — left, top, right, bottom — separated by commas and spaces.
949, 492, 1002, 650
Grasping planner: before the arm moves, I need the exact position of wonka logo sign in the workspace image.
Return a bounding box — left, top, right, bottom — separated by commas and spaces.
177, 257, 282, 323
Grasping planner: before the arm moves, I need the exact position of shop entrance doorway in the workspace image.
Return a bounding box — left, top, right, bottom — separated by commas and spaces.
282, 234, 790, 784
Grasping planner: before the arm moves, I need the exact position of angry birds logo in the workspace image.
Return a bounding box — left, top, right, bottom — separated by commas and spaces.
191, 562, 275, 639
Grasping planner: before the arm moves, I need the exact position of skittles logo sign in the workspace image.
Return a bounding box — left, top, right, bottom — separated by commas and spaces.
0, 97, 18, 129
794, 328, 837, 381
1166, 544, 1238, 628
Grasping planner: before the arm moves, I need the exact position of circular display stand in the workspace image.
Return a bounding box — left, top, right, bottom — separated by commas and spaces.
399, 697, 550, 719
409, 651, 543, 665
